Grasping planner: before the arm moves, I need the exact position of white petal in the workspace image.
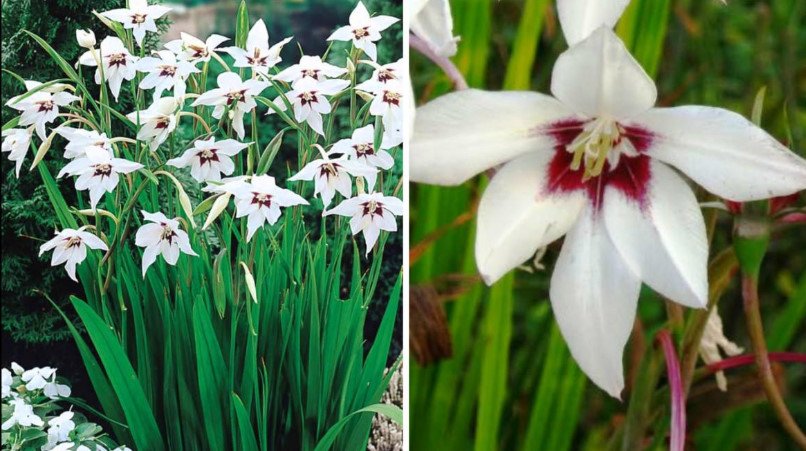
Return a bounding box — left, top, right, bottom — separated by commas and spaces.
327, 26, 353, 42
557, 0, 630, 46
362, 223, 380, 255
603, 161, 708, 308
635, 106, 806, 201
141, 244, 159, 276
476, 152, 586, 285
550, 207, 640, 399
412, 89, 573, 185
550, 27, 656, 120
411, 0, 458, 57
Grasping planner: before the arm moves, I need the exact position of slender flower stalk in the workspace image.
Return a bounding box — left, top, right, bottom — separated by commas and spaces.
658, 330, 686, 451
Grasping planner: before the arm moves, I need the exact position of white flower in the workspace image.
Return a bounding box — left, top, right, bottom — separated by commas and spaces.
202, 175, 250, 195
2, 127, 33, 177
327, 1, 399, 62
557, 0, 630, 46
11, 363, 24, 376
1, 399, 43, 430
39, 229, 108, 282
222, 19, 292, 78
324, 192, 402, 255
126, 97, 179, 151
76, 29, 96, 49
330, 124, 394, 189
232, 175, 308, 241
135, 211, 197, 276
411, 27, 806, 398
366, 79, 404, 135
100, 0, 171, 47
288, 154, 377, 208
269, 77, 349, 136
54, 127, 112, 159
410, 0, 459, 57
164, 32, 229, 63
699, 307, 744, 391
356, 58, 405, 90
191, 72, 267, 139
2, 368, 12, 399
58, 147, 143, 210
78, 37, 138, 101
167, 137, 248, 182
135, 50, 199, 100
5, 80, 79, 140
273, 55, 347, 83
46, 411, 76, 449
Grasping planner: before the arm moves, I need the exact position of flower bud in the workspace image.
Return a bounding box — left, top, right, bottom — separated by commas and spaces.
76, 29, 96, 49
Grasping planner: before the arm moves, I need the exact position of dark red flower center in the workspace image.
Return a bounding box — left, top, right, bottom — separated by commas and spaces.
354, 143, 375, 157
198, 148, 219, 165
251, 193, 272, 208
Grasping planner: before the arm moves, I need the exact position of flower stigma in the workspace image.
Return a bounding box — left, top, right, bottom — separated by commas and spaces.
565, 117, 637, 181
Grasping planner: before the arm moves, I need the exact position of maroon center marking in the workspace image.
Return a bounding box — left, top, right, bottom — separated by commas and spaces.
318, 163, 341, 178
251, 193, 272, 208
159, 223, 177, 244
159, 65, 177, 77
155, 118, 170, 129
108, 54, 128, 68
37, 100, 55, 112
353, 143, 375, 157
298, 91, 318, 106
361, 201, 384, 217
377, 69, 395, 82
198, 149, 220, 166
353, 27, 370, 39
131, 13, 147, 24
93, 163, 113, 179
302, 69, 320, 79
246, 49, 269, 67
382, 91, 400, 106
190, 45, 207, 58
543, 119, 654, 210
227, 89, 247, 105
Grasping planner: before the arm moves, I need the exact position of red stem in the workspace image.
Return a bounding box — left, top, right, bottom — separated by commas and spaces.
658, 330, 686, 451
706, 352, 806, 373
409, 33, 468, 91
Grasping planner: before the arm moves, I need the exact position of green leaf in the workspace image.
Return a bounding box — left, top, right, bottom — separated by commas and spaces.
23, 30, 81, 82
232, 393, 260, 451
256, 128, 287, 174
313, 404, 403, 451
235, 1, 249, 49
192, 302, 229, 450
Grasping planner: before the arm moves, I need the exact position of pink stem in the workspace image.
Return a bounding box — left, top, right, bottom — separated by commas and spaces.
659, 330, 686, 451
409, 33, 468, 91
706, 352, 806, 372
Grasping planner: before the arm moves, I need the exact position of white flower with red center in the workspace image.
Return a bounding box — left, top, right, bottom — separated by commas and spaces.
269, 77, 349, 136
126, 97, 179, 151
232, 175, 308, 241
288, 153, 377, 208
57, 147, 143, 210
167, 137, 248, 182
5, 80, 79, 140
136, 50, 199, 100
54, 127, 112, 159
1, 128, 33, 177
330, 124, 394, 189
100, 0, 171, 47
135, 211, 197, 276
191, 72, 267, 139
410, 0, 459, 57
78, 37, 138, 101
411, 26, 806, 398
324, 192, 403, 255
165, 32, 229, 63
355, 58, 405, 90
365, 79, 404, 136
39, 228, 108, 282
273, 55, 347, 84
327, 1, 399, 62
222, 19, 292, 78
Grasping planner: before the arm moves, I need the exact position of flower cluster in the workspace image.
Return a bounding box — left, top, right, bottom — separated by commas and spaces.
2, 363, 129, 450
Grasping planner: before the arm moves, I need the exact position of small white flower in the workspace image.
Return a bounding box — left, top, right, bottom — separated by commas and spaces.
222, 19, 292, 78
100, 0, 171, 47
325, 192, 402, 255
330, 124, 394, 189
167, 137, 248, 182
135, 211, 197, 276
366, 79, 404, 135
273, 55, 347, 83
46, 411, 76, 449
1, 127, 33, 177
327, 1, 400, 62
410, 0, 459, 57
126, 97, 179, 151
268, 77, 349, 136
232, 175, 308, 241
5, 80, 79, 140
21, 366, 52, 390
699, 307, 744, 391
11, 363, 24, 376
39, 228, 109, 282
191, 72, 267, 139
135, 50, 199, 100
76, 29, 97, 49
58, 147, 143, 210
54, 127, 112, 159
202, 175, 250, 195
355, 58, 405, 90
2, 368, 12, 399
288, 154, 377, 208
78, 37, 138, 101
164, 32, 229, 63
1, 399, 43, 430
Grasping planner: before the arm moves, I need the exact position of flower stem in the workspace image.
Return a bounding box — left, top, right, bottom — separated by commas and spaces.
658, 330, 686, 451
409, 33, 468, 91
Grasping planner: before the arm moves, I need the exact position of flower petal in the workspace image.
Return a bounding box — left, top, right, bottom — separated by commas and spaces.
411, 89, 573, 185
635, 106, 806, 201
476, 152, 586, 285
551, 27, 656, 120
550, 207, 640, 399
411, 0, 458, 57
603, 161, 708, 308
557, 0, 630, 46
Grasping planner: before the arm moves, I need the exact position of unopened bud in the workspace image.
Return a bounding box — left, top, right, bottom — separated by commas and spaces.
346, 59, 356, 77
76, 29, 96, 49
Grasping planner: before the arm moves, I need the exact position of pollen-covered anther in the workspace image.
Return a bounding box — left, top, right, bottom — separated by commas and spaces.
565, 118, 637, 181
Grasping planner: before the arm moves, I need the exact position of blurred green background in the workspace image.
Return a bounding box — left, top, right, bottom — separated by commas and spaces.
410, 0, 805, 449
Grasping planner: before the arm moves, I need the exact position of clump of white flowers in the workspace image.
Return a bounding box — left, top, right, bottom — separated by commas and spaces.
1, 363, 130, 450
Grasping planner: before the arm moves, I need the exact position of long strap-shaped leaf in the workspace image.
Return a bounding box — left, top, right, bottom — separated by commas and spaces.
313, 404, 403, 451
